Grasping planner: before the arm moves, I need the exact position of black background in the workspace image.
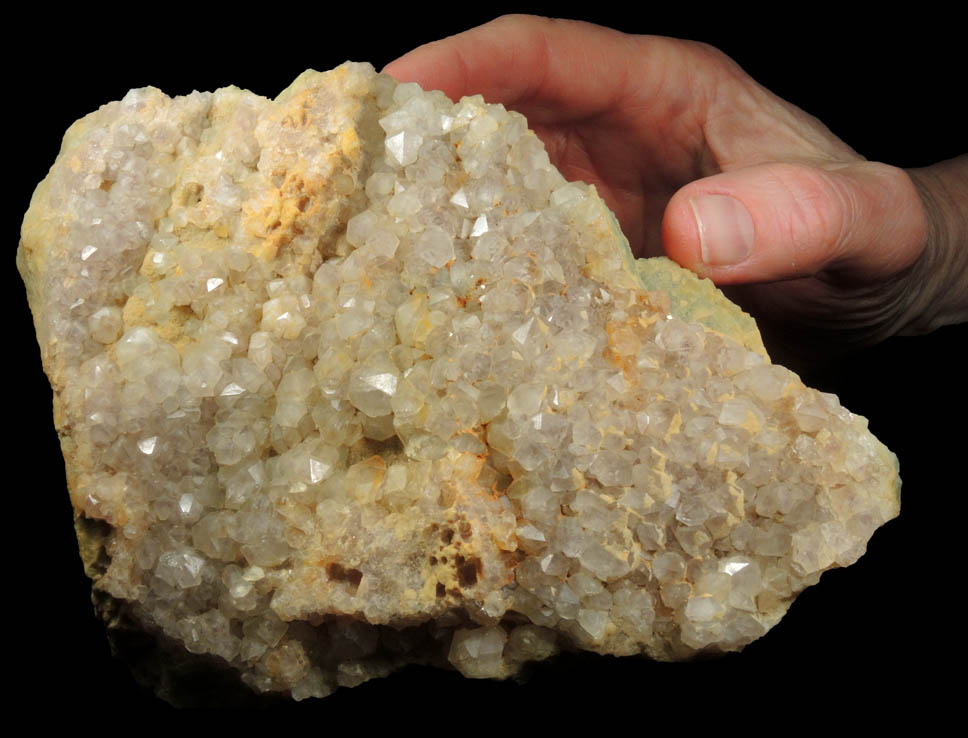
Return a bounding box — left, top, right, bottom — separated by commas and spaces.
10, 5, 964, 722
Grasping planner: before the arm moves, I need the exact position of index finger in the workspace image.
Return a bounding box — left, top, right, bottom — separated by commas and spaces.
382, 14, 690, 128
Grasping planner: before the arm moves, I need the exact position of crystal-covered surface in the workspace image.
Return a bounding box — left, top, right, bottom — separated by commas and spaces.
18, 63, 900, 700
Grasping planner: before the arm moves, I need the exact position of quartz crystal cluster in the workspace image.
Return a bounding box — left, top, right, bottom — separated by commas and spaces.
19, 64, 900, 700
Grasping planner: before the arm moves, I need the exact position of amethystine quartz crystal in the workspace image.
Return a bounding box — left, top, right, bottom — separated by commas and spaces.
19, 63, 900, 700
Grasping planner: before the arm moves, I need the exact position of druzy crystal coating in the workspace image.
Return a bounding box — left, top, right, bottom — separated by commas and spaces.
18, 64, 899, 700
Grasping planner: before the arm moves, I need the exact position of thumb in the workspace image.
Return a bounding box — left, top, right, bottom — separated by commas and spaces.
661, 161, 926, 285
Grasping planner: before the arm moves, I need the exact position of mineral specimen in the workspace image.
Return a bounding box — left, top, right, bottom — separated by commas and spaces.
19, 63, 900, 701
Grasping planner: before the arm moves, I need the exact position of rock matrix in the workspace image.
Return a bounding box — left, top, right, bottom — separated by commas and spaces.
19, 64, 900, 701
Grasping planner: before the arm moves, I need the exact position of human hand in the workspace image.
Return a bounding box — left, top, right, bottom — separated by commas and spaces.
384, 15, 967, 366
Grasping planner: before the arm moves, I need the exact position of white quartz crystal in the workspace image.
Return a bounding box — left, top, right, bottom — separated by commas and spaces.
18, 63, 900, 701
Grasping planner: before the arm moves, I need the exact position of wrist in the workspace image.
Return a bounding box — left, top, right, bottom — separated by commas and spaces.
899, 155, 968, 334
